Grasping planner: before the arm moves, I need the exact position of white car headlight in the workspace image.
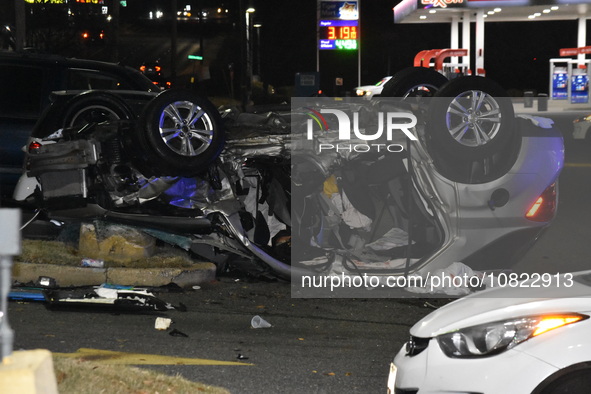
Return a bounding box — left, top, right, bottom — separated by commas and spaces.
355, 89, 366, 96
437, 314, 588, 358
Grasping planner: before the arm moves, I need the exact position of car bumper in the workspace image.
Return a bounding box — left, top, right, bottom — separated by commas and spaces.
389, 338, 558, 394
573, 122, 590, 140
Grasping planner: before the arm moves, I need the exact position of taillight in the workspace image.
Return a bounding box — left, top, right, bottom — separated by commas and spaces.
526, 183, 557, 222
28, 141, 42, 152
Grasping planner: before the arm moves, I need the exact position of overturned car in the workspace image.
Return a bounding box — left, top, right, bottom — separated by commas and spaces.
14, 75, 563, 289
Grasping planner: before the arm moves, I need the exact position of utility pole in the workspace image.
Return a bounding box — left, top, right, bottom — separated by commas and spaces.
14, 0, 25, 51
110, 0, 120, 62
171, 0, 178, 84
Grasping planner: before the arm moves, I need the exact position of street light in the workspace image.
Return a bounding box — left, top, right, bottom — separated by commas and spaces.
245, 7, 255, 84
245, 7, 255, 106
253, 23, 262, 77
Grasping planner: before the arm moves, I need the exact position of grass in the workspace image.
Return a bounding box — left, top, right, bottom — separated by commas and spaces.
53, 356, 230, 394
16, 239, 199, 269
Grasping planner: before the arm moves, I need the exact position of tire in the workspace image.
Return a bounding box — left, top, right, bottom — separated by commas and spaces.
62, 91, 134, 128
381, 67, 448, 98
535, 368, 591, 394
133, 89, 225, 177
426, 76, 514, 160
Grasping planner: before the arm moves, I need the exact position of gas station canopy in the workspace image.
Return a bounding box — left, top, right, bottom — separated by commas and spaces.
394, 0, 591, 24
394, 1, 591, 105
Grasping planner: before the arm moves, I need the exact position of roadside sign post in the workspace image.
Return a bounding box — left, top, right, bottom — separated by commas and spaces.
0, 209, 21, 363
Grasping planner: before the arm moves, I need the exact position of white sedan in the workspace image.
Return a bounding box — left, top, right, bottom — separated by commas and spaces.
389, 271, 591, 393
354, 76, 392, 98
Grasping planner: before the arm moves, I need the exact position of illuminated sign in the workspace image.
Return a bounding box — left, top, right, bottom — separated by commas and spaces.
320, 1, 359, 20
25, 0, 67, 3
419, 0, 567, 9
318, 2, 359, 52
319, 39, 357, 50
319, 21, 358, 40
421, 0, 463, 8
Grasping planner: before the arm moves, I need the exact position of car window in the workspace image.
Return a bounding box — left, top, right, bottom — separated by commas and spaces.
0, 64, 44, 118
66, 68, 134, 90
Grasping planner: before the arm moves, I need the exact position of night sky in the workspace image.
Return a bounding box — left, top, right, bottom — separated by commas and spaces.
2, 0, 587, 94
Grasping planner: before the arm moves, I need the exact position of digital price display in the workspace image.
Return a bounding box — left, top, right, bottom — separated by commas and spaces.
319, 20, 358, 51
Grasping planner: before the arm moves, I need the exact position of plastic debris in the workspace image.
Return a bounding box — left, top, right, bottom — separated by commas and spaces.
155, 317, 172, 330
516, 114, 554, 129
44, 284, 179, 312
8, 289, 46, 302
251, 315, 272, 329
78, 222, 156, 263
36, 276, 57, 288
81, 258, 105, 268
366, 228, 412, 251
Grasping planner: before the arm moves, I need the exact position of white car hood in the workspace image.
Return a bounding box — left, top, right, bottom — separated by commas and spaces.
410, 271, 591, 338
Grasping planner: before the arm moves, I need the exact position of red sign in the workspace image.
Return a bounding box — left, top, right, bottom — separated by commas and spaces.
421, 0, 464, 8
560, 47, 591, 57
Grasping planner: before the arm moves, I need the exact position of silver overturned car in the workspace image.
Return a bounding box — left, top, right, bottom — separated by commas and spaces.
14, 75, 563, 289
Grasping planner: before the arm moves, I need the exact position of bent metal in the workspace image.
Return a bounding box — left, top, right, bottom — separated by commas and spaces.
308, 109, 417, 153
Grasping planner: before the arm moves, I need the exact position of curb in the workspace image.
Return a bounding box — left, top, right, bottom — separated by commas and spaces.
12, 262, 217, 289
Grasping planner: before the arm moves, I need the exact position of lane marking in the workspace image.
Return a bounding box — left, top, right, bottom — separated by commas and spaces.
53, 348, 253, 366
564, 163, 591, 168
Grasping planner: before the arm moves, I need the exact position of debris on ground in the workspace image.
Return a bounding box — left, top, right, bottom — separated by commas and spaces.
42, 284, 181, 312
251, 315, 272, 329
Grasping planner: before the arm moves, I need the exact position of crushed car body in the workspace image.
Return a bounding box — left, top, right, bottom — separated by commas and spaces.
14, 75, 564, 289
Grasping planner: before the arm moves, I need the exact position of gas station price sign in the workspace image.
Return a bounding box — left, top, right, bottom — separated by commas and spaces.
319, 20, 358, 50
318, 0, 359, 51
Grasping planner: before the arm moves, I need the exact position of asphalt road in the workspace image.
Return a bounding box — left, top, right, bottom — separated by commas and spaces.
514, 113, 591, 275
9, 277, 444, 394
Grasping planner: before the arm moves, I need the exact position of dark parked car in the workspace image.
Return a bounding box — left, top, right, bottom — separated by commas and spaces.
0, 51, 158, 201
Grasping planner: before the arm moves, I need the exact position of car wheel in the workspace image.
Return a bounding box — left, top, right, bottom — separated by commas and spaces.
381, 67, 448, 98
426, 76, 515, 160
62, 91, 134, 128
535, 368, 591, 394
133, 89, 225, 177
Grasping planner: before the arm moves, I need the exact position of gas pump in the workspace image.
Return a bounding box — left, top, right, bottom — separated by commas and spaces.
550, 47, 591, 105
571, 66, 589, 104
549, 61, 569, 100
